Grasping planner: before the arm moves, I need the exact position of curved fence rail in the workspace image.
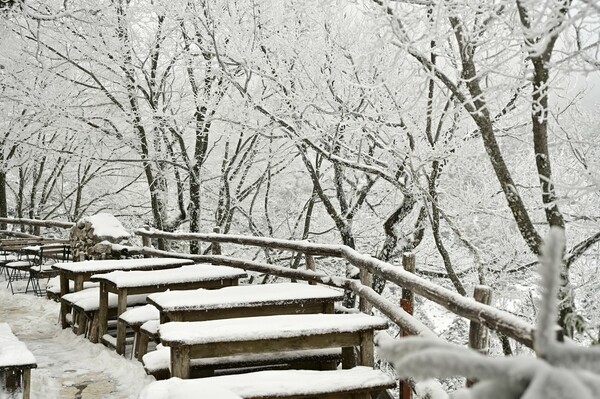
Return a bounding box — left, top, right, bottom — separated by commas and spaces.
130, 227, 535, 348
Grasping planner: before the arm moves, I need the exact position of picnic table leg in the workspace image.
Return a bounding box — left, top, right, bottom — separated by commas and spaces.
23, 369, 31, 399
358, 330, 374, 367
116, 289, 128, 355
60, 274, 69, 329
137, 333, 150, 362
341, 347, 357, 369
74, 276, 84, 291
171, 346, 191, 379
97, 285, 109, 341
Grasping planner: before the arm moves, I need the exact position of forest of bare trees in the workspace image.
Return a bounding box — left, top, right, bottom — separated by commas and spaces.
1, 0, 599, 344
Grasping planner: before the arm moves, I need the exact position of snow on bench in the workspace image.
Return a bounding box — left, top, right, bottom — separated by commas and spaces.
60, 287, 147, 337
46, 276, 98, 301
90, 264, 247, 288
139, 367, 396, 399
53, 257, 194, 273
118, 305, 160, 359
143, 344, 341, 380
91, 265, 247, 355
0, 323, 37, 399
160, 313, 388, 378
148, 282, 343, 322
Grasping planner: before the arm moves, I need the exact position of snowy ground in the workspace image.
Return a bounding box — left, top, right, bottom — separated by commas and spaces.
0, 278, 154, 399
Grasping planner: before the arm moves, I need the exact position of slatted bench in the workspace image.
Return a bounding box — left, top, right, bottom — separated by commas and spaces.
138, 283, 344, 361
0, 323, 37, 399
147, 282, 344, 323
60, 287, 147, 339
118, 305, 160, 359
52, 257, 194, 330
91, 264, 247, 355
138, 367, 396, 399
143, 344, 341, 380
160, 313, 388, 379
46, 277, 98, 302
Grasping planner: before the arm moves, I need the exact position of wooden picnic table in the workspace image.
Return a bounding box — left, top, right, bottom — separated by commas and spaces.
90, 264, 248, 354
0, 323, 37, 399
159, 313, 388, 379
147, 282, 344, 323
53, 257, 194, 329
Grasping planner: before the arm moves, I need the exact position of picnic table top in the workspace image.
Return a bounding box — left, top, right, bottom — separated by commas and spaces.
90, 264, 246, 288
159, 313, 388, 346
52, 257, 194, 273
0, 323, 37, 369
147, 282, 343, 312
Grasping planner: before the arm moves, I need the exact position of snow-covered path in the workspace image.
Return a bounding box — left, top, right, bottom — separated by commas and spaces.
0, 285, 153, 398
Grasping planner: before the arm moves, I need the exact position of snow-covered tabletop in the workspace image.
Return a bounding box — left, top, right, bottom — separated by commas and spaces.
90, 265, 246, 288
148, 282, 343, 311
160, 313, 388, 345
139, 367, 395, 399
52, 257, 194, 273
139, 378, 242, 399
0, 323, 37, 369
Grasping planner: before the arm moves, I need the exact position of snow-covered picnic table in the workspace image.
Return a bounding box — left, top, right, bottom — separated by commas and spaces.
89, 264, 247, 354
147, 282, 344, 323
139, 367, 396, 399
159, 313, 388, 379
53, 257, 194, 329
0, 323, 37, 399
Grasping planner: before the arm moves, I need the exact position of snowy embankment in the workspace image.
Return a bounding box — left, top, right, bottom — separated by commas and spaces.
0, 288, 153, 399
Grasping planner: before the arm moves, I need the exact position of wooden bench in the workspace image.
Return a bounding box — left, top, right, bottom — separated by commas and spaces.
138, 367, 396, 399
90, 264, 247, 354
53, 257, 194, 329
118, 305, 160, 359
143, 345, 341, 380
60, 287, 147, 338
138, 283, 343, 361
159, 313, 388, 379
148, 282, 344, 323
0, 323, 37, 399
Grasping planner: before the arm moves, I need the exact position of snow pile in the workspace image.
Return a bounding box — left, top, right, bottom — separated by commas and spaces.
376, 227, 600, 398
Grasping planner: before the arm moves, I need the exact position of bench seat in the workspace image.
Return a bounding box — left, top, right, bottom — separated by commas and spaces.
118, 305, 160, 359
0, 323, 37, 399
138, 367, 396, 399
143, 344, 341, 380
61, 288, 147, 338
160, 313, 388, 379
46, 276, 98, 301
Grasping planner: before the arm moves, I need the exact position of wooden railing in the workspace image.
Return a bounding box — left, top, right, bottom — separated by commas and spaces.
1, 218, 539, 398
130, 227, 535, 348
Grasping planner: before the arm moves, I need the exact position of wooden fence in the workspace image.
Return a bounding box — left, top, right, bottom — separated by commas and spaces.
0, 218, 538, 398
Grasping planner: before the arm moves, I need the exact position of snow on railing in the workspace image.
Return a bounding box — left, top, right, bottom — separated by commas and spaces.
133, 226, 535, 349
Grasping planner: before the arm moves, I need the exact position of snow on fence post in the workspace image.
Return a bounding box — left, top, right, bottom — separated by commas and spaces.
467, 285, 492, 387
211, 227, 222, 255
305, 254, 317, 285
400, 252, 415, 399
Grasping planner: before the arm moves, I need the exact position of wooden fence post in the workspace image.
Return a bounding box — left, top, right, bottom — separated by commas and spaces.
141, 225, 151, 258
467, 285, 492, 387
211, 227, 222, 255
305, 254, 316, 285
399, 252, 415, 399
359, 268, 373, 313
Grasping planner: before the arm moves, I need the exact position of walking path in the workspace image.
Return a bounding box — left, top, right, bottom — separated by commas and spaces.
0, 282, 153, 399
